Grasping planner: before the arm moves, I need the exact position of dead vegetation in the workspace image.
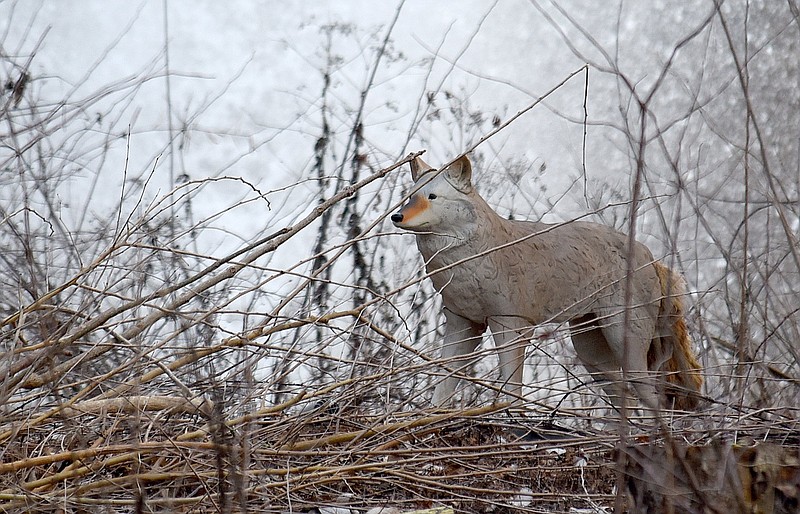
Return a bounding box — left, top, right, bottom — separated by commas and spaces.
2, 2, 800, 513
2, 394, 798, 512
2, 403, 622, 512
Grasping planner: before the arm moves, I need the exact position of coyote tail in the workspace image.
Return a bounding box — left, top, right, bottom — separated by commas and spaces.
649, 262, 703, 410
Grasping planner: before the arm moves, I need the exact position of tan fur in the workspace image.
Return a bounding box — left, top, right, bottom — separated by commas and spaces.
392, 154, 704, 411
650, 262, 703, 410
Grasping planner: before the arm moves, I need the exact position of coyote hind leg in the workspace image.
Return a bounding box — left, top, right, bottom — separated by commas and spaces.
599, 310, 661, 411
570, 313, 660, 411
569, 314, 630, 409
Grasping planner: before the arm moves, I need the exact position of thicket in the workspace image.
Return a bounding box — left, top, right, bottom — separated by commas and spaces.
0, 2, 797, 512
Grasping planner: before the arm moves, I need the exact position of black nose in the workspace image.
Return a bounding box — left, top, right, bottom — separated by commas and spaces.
391, 213, 403, 223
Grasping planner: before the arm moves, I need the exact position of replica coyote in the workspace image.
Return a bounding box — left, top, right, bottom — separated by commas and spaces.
391, 154, 703, 410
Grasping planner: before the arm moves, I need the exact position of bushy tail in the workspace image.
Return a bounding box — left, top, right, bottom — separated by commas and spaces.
649, 262, 703, 410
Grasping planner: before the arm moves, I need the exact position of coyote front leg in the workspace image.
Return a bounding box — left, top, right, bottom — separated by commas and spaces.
487, 316, 531, 404
431, 309, 485, 406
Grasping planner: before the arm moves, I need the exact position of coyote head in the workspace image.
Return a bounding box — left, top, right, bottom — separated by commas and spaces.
391, 154, 477, 234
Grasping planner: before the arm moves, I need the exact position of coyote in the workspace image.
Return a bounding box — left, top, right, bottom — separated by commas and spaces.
391, 154, 703, 410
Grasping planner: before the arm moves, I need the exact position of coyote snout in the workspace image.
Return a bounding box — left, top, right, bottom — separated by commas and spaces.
393, 153, 703, 411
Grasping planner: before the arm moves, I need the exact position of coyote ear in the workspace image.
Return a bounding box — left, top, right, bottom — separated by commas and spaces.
410, 155, 434, 182
443, 154, 473, 192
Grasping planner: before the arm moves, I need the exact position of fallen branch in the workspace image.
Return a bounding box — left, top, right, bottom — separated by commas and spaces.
56, 395, 214, 418
281, 403, 508, 451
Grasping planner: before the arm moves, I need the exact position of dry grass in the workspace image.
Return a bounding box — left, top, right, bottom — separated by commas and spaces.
2, 393, 797, 513
0, 400, 620, 512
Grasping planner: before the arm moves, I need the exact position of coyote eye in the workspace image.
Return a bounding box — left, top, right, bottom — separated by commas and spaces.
427, 193, 437, 200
